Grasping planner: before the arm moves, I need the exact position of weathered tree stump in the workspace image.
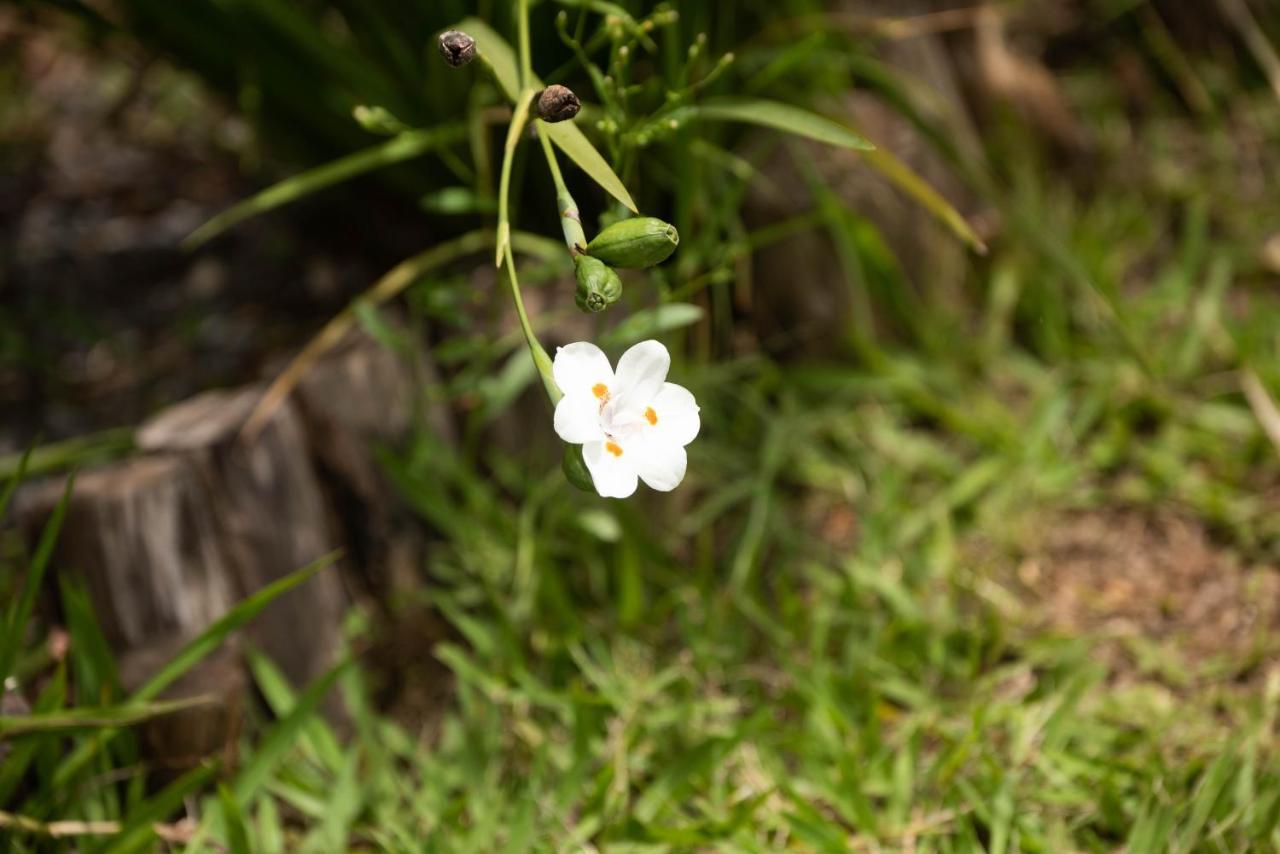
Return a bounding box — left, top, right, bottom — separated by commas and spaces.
15, 329, 439, 765
134, 385, 349, 689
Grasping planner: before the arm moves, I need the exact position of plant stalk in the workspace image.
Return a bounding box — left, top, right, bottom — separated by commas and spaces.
537, 128, 587, 254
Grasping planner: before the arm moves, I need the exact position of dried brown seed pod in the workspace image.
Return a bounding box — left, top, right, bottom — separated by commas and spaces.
437, 30, 476, 68
537, 85, 581, 123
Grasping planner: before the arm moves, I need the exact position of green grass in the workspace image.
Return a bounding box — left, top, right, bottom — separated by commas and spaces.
6, 0, 1280, 850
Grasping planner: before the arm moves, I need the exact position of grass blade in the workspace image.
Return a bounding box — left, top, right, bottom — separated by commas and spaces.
239, 228, 563, 440
0, 443, 34, 521
0, 697, 213, 738
543, 120, 639, 213
98, 763, 217, 854
0, 472, 76, 684
133, 551, 340, 703
52, 551, 340, 791
184, 127, 464, 249
462, 16, 638, 212
859, 146, 987, 254
232, 658, 352, 806
219, 783, 254, 854
673, 97, 874, 150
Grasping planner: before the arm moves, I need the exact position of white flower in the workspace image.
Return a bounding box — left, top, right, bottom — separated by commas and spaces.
553, 340, 700, 499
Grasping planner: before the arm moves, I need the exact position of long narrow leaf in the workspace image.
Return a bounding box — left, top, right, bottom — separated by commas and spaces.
672, 97, 874, 150
133, 551, 340, 703
461, 17, 638, 212
184, 126, 464, 249
240, 228, 564, 439
232, 659, 352, 805
542, 121, 639, 213
219, 783, 253, 854
52, 551, 340, 791
669, 97, 984, 253
0, 697, 213, 739
98, 763, 218, 854
0, 443, 34, 521
0, 472, 76, 684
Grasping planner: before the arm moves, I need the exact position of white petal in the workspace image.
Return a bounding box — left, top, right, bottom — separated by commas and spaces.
613, 340, 670, 409
634, 440, 687, 492
554, 393, 605, 444
553, 342, 614, 399
582, 439, 639, 499
649, 383, 700, 446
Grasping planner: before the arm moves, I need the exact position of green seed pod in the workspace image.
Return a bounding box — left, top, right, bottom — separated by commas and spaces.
562, 444, 595, 492
585, 217, 679, 269
574, 255, 623, 314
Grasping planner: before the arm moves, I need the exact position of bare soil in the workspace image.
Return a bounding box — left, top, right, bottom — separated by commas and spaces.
1010, 510, 1280, 684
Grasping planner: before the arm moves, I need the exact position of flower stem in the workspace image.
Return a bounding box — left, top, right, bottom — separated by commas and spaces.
537, 128, 588, 254
517, 0, 533, 88
495, 87, 536, 267
503, 241, 562, 404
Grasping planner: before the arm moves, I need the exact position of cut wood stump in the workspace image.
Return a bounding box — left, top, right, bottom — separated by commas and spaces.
14, 328, 442, 766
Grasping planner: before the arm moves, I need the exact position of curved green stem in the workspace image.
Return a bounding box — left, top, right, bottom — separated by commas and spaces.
537, 127, 588, 254
517, 0, 533, 87
503, 240, 561, 404
496, 87, 537, 267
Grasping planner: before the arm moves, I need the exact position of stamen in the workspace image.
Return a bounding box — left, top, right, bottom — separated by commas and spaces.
605, 441, 623, 457
644, 407, 658, 425
592, 383, 609, 400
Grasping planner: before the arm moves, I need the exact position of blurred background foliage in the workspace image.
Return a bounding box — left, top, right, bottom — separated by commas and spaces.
4, 0, 1280, 850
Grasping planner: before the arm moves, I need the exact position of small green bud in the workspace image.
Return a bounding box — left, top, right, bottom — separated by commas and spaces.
574, 256, 623, 313
585, 217, 679, 269
562, 444, 595, 492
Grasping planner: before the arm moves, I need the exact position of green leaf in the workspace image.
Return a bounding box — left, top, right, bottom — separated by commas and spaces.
460, 17, 638, 213
659, 99, 985, 253
255, 796, 285, 854
134, 551, 340, 703
0, 697, 211, 738
246, 646, 344, 773
51, 551, 340, 791
861, 146, 987, 254
0, 472, 75, 684
232, 658, 351, 805
542, 121, 639, 213
0, 442, 33, 521
183, 127, 464, 249
674, 97, 874, 151
601, 303, 704, 346
0, 661, 66, 805
100, 763, 218, 854
219, 783, 254, 854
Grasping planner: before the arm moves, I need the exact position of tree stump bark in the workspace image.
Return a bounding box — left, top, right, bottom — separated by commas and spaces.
135, 385, 349, 689
15, 329, 440, 764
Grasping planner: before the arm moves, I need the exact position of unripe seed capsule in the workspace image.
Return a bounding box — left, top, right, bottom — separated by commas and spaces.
574, 256, 623, 313
585, 217, 679, 269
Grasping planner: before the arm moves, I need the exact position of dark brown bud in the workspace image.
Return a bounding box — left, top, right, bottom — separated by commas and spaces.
537, 85, 581, 123
438, 30, 476, 68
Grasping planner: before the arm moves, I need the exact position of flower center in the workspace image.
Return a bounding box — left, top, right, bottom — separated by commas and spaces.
592, 383, 610, 401
605, 441, 624, 457
644, 407, 658, 425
